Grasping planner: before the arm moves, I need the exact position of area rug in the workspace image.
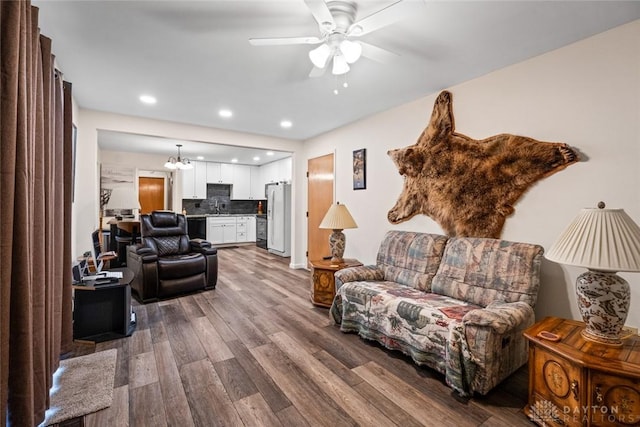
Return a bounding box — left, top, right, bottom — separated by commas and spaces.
43, 348, 117, 426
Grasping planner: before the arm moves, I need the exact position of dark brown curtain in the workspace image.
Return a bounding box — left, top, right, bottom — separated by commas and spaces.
0, 2, 73, 426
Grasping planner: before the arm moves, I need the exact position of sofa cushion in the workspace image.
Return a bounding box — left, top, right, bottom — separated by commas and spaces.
431, 237, 543, 308
376, 231, 448, 291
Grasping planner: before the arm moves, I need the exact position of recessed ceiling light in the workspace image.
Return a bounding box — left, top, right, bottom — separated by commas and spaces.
219, 109, 233, 118
266, 151, 274, 156
139, 94, 157, 105
253, 156, 260, 161
197, 156, 204, 160
231, 158, 238, 163
280, 120, 292, 129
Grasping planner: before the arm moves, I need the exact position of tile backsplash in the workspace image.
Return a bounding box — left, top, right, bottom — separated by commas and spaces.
181, 184, 266, 215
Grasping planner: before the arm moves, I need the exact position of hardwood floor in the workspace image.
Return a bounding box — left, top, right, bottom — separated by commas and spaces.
67, 245, 533, 426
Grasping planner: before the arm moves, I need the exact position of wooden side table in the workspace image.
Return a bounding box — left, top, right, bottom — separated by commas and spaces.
310, 259, 362, 307
523, 316, 640, 427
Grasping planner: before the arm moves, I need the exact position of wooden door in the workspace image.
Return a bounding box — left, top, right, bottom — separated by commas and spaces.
307, 153, 334, 267
138, 177, 165, 214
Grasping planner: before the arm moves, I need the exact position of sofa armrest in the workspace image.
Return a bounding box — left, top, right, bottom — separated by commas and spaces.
462, 301, 534, 335
334, 265, 384, 289
190, 238, 218, 256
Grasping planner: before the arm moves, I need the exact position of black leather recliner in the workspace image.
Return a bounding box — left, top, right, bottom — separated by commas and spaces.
127, 211, 217, 303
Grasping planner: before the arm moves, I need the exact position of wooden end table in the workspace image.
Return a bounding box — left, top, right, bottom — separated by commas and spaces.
523, 316, 640, 427
309, 259, 362, 308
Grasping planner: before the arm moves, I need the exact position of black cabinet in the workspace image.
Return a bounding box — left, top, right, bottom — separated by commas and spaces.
73, 269, 135, 343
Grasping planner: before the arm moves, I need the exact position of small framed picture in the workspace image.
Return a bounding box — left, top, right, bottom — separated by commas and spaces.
353, 148, 366, 190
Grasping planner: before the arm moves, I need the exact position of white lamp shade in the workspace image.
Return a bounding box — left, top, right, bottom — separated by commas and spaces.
319, 203, 357, 230
340, 40, 362, 64
309, 43, 332, 68
164, 161, 177, 170
332, 54, 350, 75
546, 207, 640, 272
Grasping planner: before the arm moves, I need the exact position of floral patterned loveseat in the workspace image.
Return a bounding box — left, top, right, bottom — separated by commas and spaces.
330, 230, 543, 396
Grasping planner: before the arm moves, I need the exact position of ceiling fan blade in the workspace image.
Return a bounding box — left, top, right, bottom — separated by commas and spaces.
308, 65, 327, 78
360, 41, 399, 63
249, 36, 322, 46
349, 0, 413, 36
303, 0, 335, 31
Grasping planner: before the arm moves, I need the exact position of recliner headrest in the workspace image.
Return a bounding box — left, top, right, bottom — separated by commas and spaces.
151, 211, 178, 227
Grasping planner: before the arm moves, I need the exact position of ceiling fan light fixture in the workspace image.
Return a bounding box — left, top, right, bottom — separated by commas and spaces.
332, 54, 350, 75
340, 40, 362, 64
309, 43, 332, 68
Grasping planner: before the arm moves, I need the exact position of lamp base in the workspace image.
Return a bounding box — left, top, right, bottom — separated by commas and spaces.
576, 270, 630, 346
329, 229, 345, 264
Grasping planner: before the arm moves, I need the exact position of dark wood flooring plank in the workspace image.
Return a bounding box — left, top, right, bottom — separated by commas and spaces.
154, 340, 195, 427
129, 327, 153, 357
193, 293, 239, 342
275, 405, 311, 427
270, 331, 397, 427
234, 393, 284, 427
158, 298, 190, 324
213, 357, 260, 402
129, 382, 168, 427
129, 351, 159, 390
226, 339, 292, 413
85, 385, 129, 427
180, 358, 244, 427
191, 315, 234, 363
132, 303, 148, 330
353, 361, 482, 427
179, 293, 206, 319
352, 381, 424, 427
313, 349, 363, 387
164, 314, 208, 367
210, 292, 270, 349
150, 319, 168, 344
250, 342, 357, 427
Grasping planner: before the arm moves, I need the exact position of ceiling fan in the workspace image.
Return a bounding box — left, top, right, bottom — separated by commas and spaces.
249, 0, 411, 77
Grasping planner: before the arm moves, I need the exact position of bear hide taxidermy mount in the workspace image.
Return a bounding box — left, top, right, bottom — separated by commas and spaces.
388, 91, 579, 238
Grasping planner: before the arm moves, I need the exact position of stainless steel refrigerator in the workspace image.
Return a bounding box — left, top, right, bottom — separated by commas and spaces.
266, 183, 291, 257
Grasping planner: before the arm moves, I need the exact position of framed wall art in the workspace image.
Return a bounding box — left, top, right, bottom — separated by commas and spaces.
353, 148, 366, 190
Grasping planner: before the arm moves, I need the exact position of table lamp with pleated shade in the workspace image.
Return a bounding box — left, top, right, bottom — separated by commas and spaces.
319, 202, 358, 264
545, 202, 640, 346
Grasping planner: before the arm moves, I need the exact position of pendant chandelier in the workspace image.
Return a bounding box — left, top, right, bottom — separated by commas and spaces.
164, 144, 193, 170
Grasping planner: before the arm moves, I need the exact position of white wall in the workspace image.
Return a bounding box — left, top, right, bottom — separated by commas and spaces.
296, 20, 640, 326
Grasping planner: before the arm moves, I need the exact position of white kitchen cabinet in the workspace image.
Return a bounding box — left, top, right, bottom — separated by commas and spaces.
207, 217, 238, 244
232, 165, 251, 199
236, 216, 247, 242
261, 157, 292, 185
277, 157, 292, 182
246, 216, 256, 242
206, 162, 234, 184
235, 215, 256, 242
250, 166, 265, 199
206, 162, 221, 183
220, 163, 234, 183
181, 161, 206, 199
261, 161, 278, 184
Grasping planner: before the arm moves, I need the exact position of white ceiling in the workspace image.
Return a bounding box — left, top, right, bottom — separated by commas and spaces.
33, 1, 640, 161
